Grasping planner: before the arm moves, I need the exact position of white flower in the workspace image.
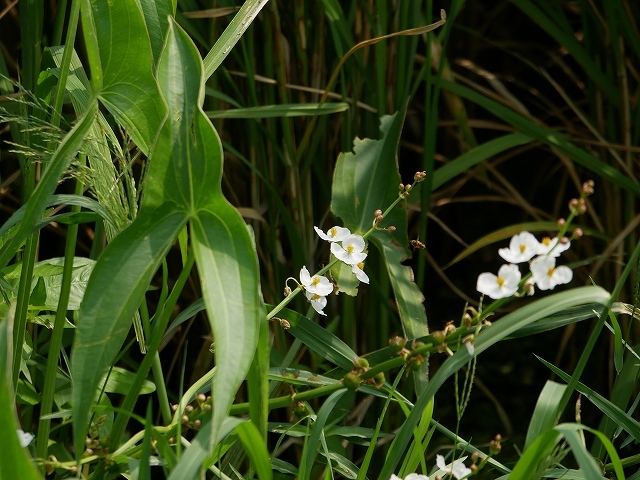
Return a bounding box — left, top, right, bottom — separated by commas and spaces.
436, 455, 472, 479
331, 234, 367, 265
476, 264, 521, 299
404, 475, 429, 480
314, 226, 351, 242
17, 429, 34, 447
351, 262, 369, 284
299, 266, 333, 296
535, 236, 570, 257
498, 232, 539, 263
530, 255, 572, 290
305, 290, 327, 316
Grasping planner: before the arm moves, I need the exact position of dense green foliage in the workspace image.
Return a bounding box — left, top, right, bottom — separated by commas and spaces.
0, 1, 639, 479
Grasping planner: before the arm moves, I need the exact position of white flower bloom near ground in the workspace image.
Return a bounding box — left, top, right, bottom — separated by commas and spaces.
305, 290, 328, 316
299, 266, 333, 296
535, 236, 571, 257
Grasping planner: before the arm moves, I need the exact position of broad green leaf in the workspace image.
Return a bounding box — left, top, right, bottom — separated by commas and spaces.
81, 0, 165, 154
432, 132, 534, 189
509, 428, 562, 480
154, 20, 263, 448
72, 205, 187, 456
136, 0, 176, 67
202, 0, 269, 80
205, 103, 349, 119
37, 257, 95, 311
524, 380, 567, 449
332, 112, 428, 340
0, 104, 97, 271
0, 314, 44, 480
379, 286, 610, 479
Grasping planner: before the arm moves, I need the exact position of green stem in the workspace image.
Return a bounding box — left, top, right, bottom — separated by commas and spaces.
229, 384, 344, 416
108, 251, 196, 449
152, 353, 172, 425
50, 0, 80, 130
36, 153, 85, 464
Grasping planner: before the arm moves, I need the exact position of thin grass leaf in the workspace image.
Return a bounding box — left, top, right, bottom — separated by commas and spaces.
0, 317, 43, 480
379, 286, 610, 479
525, 381, 567, 450
206, 103, 349, 118
608, 311, 624, 373
234, 421, 273, 480
273, 306, 357, 372
202, 0, 269, 80
298, 389, 348, 480
440, 80, 640, 196
0, 104, 97, 271
537, 356, 640, 444
432, 132, 534, 189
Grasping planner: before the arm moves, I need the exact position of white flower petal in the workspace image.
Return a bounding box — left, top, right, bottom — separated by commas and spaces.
464, 341, 474, 356
476, 264, 520, 299
405, 474, 429, 480
530, 256, 571, 290
332, 235, 368, 265
436, 455, 447, 470
17, 429, 34, 447
305, 291, 327, 316
352, 264, 369, 284
435, 455, 471, 480
300, 266, 312, 285
536, 236, 570, 257
314, 226, 351, 242
498, 231, 539, 263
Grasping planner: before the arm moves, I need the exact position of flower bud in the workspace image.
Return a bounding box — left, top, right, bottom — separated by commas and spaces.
353, 356, 370, 369
387, 225, 396, 233
557, 217, 566, 227
573, 228, 583, 238
582, 180, 594, 195
431, 330, 445, 345
403, 191, 410, 198
408, 357, 423, 371
389, 335, 408, 352
489, 440, 501, 455
578, 199, 587, 214
414, 171, 427, 182
373, 372, 385, 388
374, 209, 383, 217
181, 415, 189, 424
399, 183, 405, 191
203, 403, 212, 412
568, 198, 579, 213
471, 452, 479, 462
343, 372, 361, 390
463, 313, 473, 328
197, 393, 206, 403
193, 420, 201, 428
376, 214, 384, 223
185, 405, 194, 413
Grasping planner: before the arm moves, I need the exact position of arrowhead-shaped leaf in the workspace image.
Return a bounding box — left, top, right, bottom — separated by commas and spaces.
331, 113, 428, 339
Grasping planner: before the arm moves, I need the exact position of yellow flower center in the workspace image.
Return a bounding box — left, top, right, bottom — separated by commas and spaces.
357, 262, 365, 269
346, 245, 355, 254
497, 276, 505, 286
311, 294, 321, 301
330, 227, 337, 237
311, 277, 320, 286
519, 244, 526, 253
542, 237, 551, 246
547, 267, 556, 277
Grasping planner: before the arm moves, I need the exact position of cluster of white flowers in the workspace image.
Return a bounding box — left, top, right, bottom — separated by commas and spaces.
477, 231, 572, 300
298, 226, 369, 315
391, 454, 471, 480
